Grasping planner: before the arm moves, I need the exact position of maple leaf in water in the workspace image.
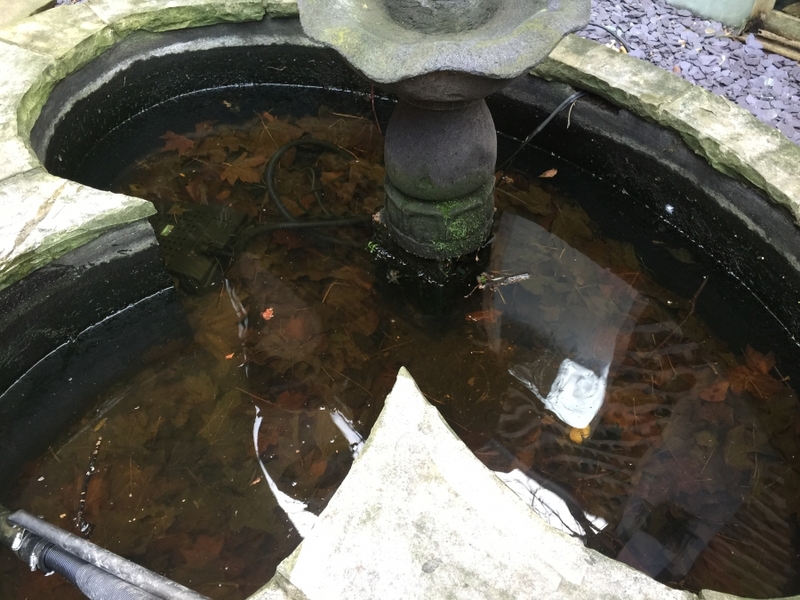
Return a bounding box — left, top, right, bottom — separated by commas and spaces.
160, 131, 194, 155
220, 153, 266, 185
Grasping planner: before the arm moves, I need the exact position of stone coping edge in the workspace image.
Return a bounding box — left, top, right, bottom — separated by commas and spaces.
0, 4, 796, 596
0, 0, 299, 291
533, 34, 800, 224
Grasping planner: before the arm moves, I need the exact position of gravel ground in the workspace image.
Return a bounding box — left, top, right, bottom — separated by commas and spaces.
52, 0, 800, 145
578, 0, 800, 145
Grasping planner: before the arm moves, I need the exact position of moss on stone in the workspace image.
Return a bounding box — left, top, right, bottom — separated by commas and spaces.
88, 0, 266, 36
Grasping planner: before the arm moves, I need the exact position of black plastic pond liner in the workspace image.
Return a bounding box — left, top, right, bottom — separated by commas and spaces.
0, 222, 190, 495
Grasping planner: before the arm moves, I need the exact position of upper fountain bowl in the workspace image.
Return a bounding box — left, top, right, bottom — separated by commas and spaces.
297, 0, 591, 105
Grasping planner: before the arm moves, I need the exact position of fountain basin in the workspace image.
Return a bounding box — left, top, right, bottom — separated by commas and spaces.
1, 2, 800, 600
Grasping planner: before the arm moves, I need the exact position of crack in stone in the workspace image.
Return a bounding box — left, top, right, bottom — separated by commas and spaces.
11, 181, 67, 253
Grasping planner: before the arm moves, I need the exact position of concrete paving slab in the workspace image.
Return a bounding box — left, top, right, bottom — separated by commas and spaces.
533, 34, 800, 225
251, 368, 695, 600
87, 0, 266, 36
0, 169, 155, 291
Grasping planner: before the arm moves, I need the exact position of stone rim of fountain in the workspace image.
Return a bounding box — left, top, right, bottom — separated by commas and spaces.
296, 0, 591, 100
1, 3, 799, 599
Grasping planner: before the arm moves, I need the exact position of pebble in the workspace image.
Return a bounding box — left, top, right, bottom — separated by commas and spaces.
579, 0, 800, 145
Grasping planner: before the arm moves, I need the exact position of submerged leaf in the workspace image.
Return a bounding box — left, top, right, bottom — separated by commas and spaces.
700, 380, 729, 403
160, 131, 195, 155
745, 345, 776, 375
220, 153, 266, 185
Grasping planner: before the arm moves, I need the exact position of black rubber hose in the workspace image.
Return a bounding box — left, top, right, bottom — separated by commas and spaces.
4, 527, 160, 600
498, 90, 587, 172
41, 542, 162, 600
8, 510, 210, 600
264, 137, 372, 229
586, 21, 632, 53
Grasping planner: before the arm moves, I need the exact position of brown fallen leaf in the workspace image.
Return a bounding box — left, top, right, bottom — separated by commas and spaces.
744, 345, 776, 375
309, 459, 327, 479
160, 131, 194, 155
539, 168, 558, 178
220, 153, 266, 185
699, 380, 729, 402
276, 390, 306, 410
729, 364, 785, 400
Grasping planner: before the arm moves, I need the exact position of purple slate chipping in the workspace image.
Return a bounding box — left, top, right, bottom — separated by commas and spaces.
577, 0, 800, 145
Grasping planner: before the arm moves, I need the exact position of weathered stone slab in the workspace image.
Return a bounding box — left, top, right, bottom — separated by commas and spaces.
264, 0, 299, 18
660, 85, 800, 221
252, 368, 694, 600
0, 40, 53, 139
0, 169, 155, 291
534, 34, 800, 224
87, 0, 266, 36
0, 4, 119, 137
0, 120, 39, 183
0, 0, 52, 29
0, 4, 117, 65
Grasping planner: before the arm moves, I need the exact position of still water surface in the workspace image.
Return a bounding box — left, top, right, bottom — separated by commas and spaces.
2, 107, 799, 599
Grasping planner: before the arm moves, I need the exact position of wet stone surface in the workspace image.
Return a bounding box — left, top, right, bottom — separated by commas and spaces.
578, 0, 800, 145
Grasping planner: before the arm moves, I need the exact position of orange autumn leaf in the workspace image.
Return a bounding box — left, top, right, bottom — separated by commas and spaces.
728, 365, 753, 396
160, 131, 195, 155
539, 168, 558, 178
220, 153, 266, 185
744, 345, 776, 375
320, 171, 346, 184
261, 307, 274, 321
729, 364, 784, 401
309, 459, 327, 479
465, 309, 503, 323
700, 380, 729, 402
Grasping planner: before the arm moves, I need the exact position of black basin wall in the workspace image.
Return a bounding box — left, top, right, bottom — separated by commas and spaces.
0, 223, 186, 495
3, 17, 800, 493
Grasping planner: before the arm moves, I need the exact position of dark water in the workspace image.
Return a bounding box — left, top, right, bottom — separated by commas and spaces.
2, 106, 800, 600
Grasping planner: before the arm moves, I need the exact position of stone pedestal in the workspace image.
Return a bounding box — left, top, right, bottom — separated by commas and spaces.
382, 99, 496, 259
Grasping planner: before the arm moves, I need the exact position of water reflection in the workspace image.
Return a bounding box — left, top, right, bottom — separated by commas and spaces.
482, 211, 800, 596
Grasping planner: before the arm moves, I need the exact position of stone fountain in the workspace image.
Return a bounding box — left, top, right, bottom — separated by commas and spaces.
298, 0, 591, 261
2, 1, 800, 599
